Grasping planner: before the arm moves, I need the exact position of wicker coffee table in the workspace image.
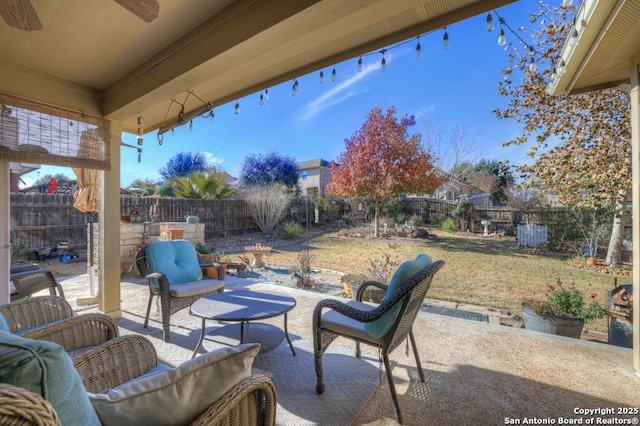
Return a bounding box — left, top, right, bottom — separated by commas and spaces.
190, 289, 297, 357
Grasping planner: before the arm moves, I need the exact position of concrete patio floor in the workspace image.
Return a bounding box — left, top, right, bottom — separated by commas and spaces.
59, 272, 640, 426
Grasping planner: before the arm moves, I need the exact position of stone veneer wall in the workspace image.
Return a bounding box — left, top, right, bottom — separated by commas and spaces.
90, 222, 205, 276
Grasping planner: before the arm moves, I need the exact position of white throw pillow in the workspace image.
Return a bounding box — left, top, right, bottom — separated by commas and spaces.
88, 343, 260, 426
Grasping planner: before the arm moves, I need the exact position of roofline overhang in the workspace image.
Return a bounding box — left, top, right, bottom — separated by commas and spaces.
547, 0, 625, 96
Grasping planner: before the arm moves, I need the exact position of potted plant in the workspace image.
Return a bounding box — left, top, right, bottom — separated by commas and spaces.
522, 278, 606, 338
194, 240, 218, 264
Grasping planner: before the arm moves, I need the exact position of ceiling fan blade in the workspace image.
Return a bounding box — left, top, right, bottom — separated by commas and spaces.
0, 0, 43, 31
112, 0, 159, 23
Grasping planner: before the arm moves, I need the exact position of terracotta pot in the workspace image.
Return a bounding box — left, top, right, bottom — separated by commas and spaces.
169, 229, 184, 240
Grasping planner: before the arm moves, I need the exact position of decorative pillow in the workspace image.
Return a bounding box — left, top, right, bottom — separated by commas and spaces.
89, 343, 260, 426
0, 330, 101, 426
364, 254, 432, 339
145, 240, 203, 290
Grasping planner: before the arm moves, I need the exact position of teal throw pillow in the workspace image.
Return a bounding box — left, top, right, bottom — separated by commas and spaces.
0, 330, 101, 426
364, 254, 432, 339
146, 240, 203, 291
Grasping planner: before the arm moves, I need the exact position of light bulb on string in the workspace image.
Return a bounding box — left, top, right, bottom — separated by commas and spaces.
357, 57, 363, 72
550, 68, 558, 82
380, 50, 387, 72
497, 28, 506, 46
319, 70, 324, 84
209, 109, 215, 122
415, 37, 422, 59
557, 58, 566, 75
259, 93, 264, 105
570, 28, 578, 46
331, 67, 336, 82
234, 102, 240, 115
264, 89, 269, 101
528, 57, 537, 73
442, 27, 449, 50
562, 0, 573, 6
189, 120, 193, 131
486, 13, 494, 32
292, 79, 299, 96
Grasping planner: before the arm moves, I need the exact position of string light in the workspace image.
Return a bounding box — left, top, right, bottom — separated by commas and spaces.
331, 66, 336, 82
486, 13, 494, 32
234, 101, 240, 114
292, 79, 299, 96
569, 21, 578, 46
136, 116, 143, 162
259, 92, 264, 105
357, 57, 363, 72
264, 89, 269, 101
497, 17, 506, 46
189, 120, 193, 131
442, 27, 449, 50
319, 70, 324, 84
528, 56, 537, 73
415, 37, 422, 59
380, 49, 387, 72
562, 0, 573, 6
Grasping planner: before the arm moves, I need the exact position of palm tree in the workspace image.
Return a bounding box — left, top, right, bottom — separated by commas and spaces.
172, 172, 235, 199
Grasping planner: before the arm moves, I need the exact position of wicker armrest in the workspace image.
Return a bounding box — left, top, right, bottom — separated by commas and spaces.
73, 335, 159, 393
0, 384, 60, 426
22, 313, 119, 355
189, 374, 276, 426
356, 280, 388, 302
145, 271, 170, 294
0, 296, 73, 334
10, 268, 65, 301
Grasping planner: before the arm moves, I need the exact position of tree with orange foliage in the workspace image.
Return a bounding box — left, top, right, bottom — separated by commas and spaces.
327, 106, 443, 237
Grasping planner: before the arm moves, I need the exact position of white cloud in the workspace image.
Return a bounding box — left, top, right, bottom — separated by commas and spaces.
300, 61, 379, 121
414, 105, 435, 120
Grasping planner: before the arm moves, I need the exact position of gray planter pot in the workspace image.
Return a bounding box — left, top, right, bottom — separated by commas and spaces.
521, 303, 584, 339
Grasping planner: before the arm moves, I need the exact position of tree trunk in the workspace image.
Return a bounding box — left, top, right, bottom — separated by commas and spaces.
373, 202, 380, 238
606, 188, 628, 267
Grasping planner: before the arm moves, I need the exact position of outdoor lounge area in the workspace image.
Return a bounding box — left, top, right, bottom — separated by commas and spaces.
5, 269, 637, 425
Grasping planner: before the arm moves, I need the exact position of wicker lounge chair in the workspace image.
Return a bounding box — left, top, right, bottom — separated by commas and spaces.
0, 334, 276, 426
313, 257, 444, 424
135, 241, 225, 342
10, 264, 65, 301
0, 295, 119, 357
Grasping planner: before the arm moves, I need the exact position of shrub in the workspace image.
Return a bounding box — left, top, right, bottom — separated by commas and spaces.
411, 228, 430, 239
441, 217, 457, 233
276, 221, 304, 240
409, 215, 424, 227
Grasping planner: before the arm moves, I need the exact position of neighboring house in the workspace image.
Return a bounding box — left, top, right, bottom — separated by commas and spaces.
9, 162, 39, 193
298, 159, 332, 197
407, 174, 500, 207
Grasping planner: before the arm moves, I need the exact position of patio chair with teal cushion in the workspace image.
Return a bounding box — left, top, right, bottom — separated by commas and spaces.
0, 295, 119, 358
313, 255, 444, 425
136, 240, 225, 342
0, 331, 276, 426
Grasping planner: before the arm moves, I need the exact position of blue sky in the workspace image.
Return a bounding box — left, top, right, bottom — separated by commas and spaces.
24, 1, 540, 188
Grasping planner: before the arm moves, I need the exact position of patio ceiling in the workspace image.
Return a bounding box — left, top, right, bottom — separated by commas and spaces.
548, 0, 640, 95
0, 0, 515, 135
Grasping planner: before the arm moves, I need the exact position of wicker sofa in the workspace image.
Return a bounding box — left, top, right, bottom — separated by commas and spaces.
0, 332, 276, 426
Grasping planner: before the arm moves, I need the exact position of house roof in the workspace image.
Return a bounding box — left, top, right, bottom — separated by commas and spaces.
0, 0, 515, 135
298, 159, 330, 170
547, 0, 640, 95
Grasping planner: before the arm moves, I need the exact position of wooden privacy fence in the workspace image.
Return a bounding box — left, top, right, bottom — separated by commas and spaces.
10, 194, 261, 253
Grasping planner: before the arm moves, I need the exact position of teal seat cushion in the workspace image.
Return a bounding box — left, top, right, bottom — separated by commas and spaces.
0, 312, 8, 332
145, 240, 203, 291
0, 330, 101, 426
364, 254, 432, 339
